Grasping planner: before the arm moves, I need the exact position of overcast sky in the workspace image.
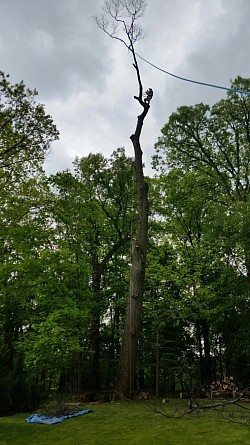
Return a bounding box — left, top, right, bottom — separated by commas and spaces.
1, 0, 250, 176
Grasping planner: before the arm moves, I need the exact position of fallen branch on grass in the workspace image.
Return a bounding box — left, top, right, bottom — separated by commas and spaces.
144, 390, 250, 426
188, 390, 250, 412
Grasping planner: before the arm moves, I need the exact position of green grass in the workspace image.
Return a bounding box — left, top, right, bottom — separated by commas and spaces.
0, 400, 249, 445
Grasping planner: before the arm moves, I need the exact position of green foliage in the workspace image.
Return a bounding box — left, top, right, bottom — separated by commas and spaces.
0, 71, 59, 179
6, 148, 134, 391
0, 341, 42, 414
1, 70, 250, 399
152, 77, 250, 385
0, 71, 60, 403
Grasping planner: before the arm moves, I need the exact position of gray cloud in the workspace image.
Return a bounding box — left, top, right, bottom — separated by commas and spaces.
0, 0, 110, 98
1, 0, 250, 176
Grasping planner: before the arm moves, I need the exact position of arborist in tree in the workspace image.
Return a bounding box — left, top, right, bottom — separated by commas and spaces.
144, 88, 153, 104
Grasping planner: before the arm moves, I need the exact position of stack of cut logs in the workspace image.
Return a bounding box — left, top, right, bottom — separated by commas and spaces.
208, 376, 239, 398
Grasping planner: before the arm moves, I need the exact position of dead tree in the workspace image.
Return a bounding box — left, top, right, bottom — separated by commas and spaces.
95, 0, 151, 397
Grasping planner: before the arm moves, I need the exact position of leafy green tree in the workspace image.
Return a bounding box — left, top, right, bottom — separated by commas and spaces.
74, 149, 134, 390
0, 172, 61, 410
34, 149, 134, 391
0, 71, 59, 181
152, 78, 250, 385
140, 237, 193, 395
0, 72, 59, 409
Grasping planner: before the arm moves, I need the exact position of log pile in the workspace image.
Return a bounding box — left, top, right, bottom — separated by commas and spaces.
208, 376, 239, 398
139, 391, 150, 400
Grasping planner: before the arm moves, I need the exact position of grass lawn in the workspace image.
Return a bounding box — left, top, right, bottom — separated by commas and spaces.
0, 400, 249, 445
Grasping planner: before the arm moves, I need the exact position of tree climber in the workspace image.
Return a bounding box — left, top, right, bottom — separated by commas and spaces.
144, 88, 153, 104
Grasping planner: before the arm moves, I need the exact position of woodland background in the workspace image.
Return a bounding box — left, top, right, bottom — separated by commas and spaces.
0, 72, 250, 414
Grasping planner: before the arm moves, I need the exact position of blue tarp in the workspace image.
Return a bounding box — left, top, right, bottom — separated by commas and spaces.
25, 409, 93, 424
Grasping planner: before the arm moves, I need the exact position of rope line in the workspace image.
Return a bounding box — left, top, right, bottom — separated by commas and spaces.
136, 53, 250, 96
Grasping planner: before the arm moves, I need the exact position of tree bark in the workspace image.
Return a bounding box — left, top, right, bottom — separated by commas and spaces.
201, 319, 212, 385
95, 0, 151, 397
114, 100, 150, 397
87, 248, 101, 391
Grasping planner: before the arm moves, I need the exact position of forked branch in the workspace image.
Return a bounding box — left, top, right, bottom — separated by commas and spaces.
94, 0, 148, 106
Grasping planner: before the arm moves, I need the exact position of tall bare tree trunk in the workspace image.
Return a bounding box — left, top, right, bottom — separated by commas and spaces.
115, 99, 150, 397
95, 0, 150, 397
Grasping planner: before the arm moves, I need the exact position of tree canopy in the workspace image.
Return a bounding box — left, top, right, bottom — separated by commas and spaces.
0, 72, 59, 181
0, 72, 250, 414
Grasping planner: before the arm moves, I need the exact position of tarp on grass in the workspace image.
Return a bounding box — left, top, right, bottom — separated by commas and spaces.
25, 409, 93, 425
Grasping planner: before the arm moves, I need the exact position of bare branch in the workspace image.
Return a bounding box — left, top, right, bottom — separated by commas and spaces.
94, 13, 130, 50
95, 0, 150, 111
95, 0, 146, 50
